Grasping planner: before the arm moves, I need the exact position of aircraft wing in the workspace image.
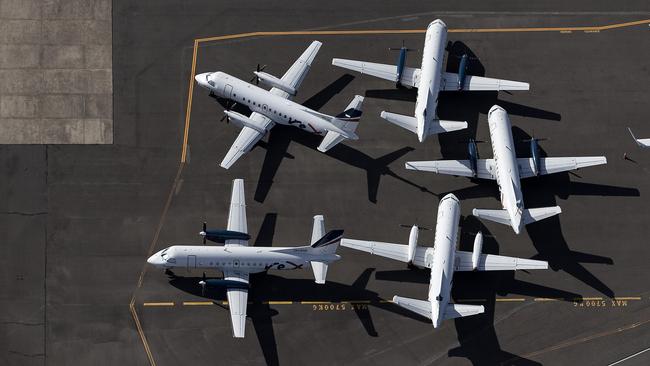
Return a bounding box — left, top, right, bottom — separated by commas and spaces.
277, 40, 322, 98
220, 112, 275, 169
332, 58, 420, 87
518, 157, 607, 179
224, 270, 250, 338
441, 72, 530, 91
225, 179, 248, 246
341, 239, 428, 266
405, 159, 496, 180
454, 251, 548, 271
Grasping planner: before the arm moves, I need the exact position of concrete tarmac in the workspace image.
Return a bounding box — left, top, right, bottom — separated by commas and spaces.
2, 1, 650, 365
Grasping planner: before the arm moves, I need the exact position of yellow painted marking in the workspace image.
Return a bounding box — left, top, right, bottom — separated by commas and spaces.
143, 302, 175, 307
130, 300, 156, 365
580, 297, 604, 301
496, 298, 526, 302
264, 301, 293, 305
180, 40, 199, 163
379, 300, 394, 303
614, 297, 641, 301
535, 298, 561, 302
183, 301, 214, 306
301, 301, 328, 305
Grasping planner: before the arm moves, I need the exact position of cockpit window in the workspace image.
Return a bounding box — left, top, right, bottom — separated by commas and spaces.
167, 258, 176, 263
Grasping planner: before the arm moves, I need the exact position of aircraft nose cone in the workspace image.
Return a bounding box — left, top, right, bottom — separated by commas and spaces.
194, 73, 204, 85
147, 253, 162, 266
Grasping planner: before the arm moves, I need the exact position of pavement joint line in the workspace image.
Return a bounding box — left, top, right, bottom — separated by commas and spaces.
143, 302, 175, 307
608, 347, 650, 366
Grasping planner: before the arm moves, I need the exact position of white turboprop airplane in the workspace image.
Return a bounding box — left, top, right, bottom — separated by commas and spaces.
194, 41, 365, 169
147, 179, 342, 338
406, 105, 608, 234
342, 193, 548, 327
332, 19, 529, 142
628, 128, 650, 148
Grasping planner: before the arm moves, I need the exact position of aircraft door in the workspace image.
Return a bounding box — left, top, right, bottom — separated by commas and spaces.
187, 255, 197, 272
224, 84, 233, 99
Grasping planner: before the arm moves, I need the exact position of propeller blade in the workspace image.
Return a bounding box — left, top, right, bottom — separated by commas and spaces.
200, 272, 207, 296
202, 222, 207, 244
399, 224, 430, 231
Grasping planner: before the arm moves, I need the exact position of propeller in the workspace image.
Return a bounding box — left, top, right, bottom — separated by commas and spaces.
200, 222, 207, 244
199, 272, 207, 296
389, 40, 417, 52
399, 224, 430, 231
250, 64, 267, 84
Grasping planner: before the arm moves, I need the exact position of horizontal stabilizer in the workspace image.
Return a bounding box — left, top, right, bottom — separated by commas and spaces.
442, 303, 485, 320
628, 127, 650, 148
472, 209, 511, 226
311, 261, 328, 284
380, 111, 418, 134
340, 238, 429, 267
522, 206, 562, 225
426, 119, 468, 136
317, 130, 346, 152
392, 296, 431, 319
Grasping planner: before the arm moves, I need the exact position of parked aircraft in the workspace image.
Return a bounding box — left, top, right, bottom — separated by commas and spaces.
405, 105, 607, 234
147, 179, 343, 338
332, 19, 529, 142
195, 41, 364, 169
342, 193, 548, 327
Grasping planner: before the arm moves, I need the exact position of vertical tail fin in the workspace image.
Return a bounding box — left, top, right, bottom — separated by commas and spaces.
308, 216, 342, 284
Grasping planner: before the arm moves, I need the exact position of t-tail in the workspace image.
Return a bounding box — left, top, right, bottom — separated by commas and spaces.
379, 111, 467, 142
317, 95, 364, 152
308, 215, 342, 284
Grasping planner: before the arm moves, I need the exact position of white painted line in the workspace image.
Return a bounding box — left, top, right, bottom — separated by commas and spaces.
608, 347, 650, 366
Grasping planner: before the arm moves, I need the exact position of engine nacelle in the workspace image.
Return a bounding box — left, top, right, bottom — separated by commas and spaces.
458, 54, 469, 90
468, 138, 479, 177
224, 110, 267, 133
471, 231, 483, 271
530, 139, 541, 176
254, 71, 297, 96
407, 225, 419, 264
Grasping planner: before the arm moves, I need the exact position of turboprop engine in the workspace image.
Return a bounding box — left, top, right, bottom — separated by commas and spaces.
407, 225, 419, 265
224, 110, 267, 133
253, 71, 297, 96
471, 231, 483, 271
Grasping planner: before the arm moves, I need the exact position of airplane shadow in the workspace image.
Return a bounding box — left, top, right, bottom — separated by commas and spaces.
252, 74, 433, 203
376, 217, 581, 365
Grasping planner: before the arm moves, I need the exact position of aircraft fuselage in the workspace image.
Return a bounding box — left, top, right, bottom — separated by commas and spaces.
487, 105, 525, 234
414, 19, 447, 142
148, 244, 339, 274
196, 71, 335, 135
427, 194, 460, 327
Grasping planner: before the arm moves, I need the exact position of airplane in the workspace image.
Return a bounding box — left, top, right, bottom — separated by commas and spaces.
405, 105, 608, 234
331, 19, 529, 143
341, 193, 548, 328
194, 41, 365, 169
627, 127, 650, 148
147, 179, 343, 338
